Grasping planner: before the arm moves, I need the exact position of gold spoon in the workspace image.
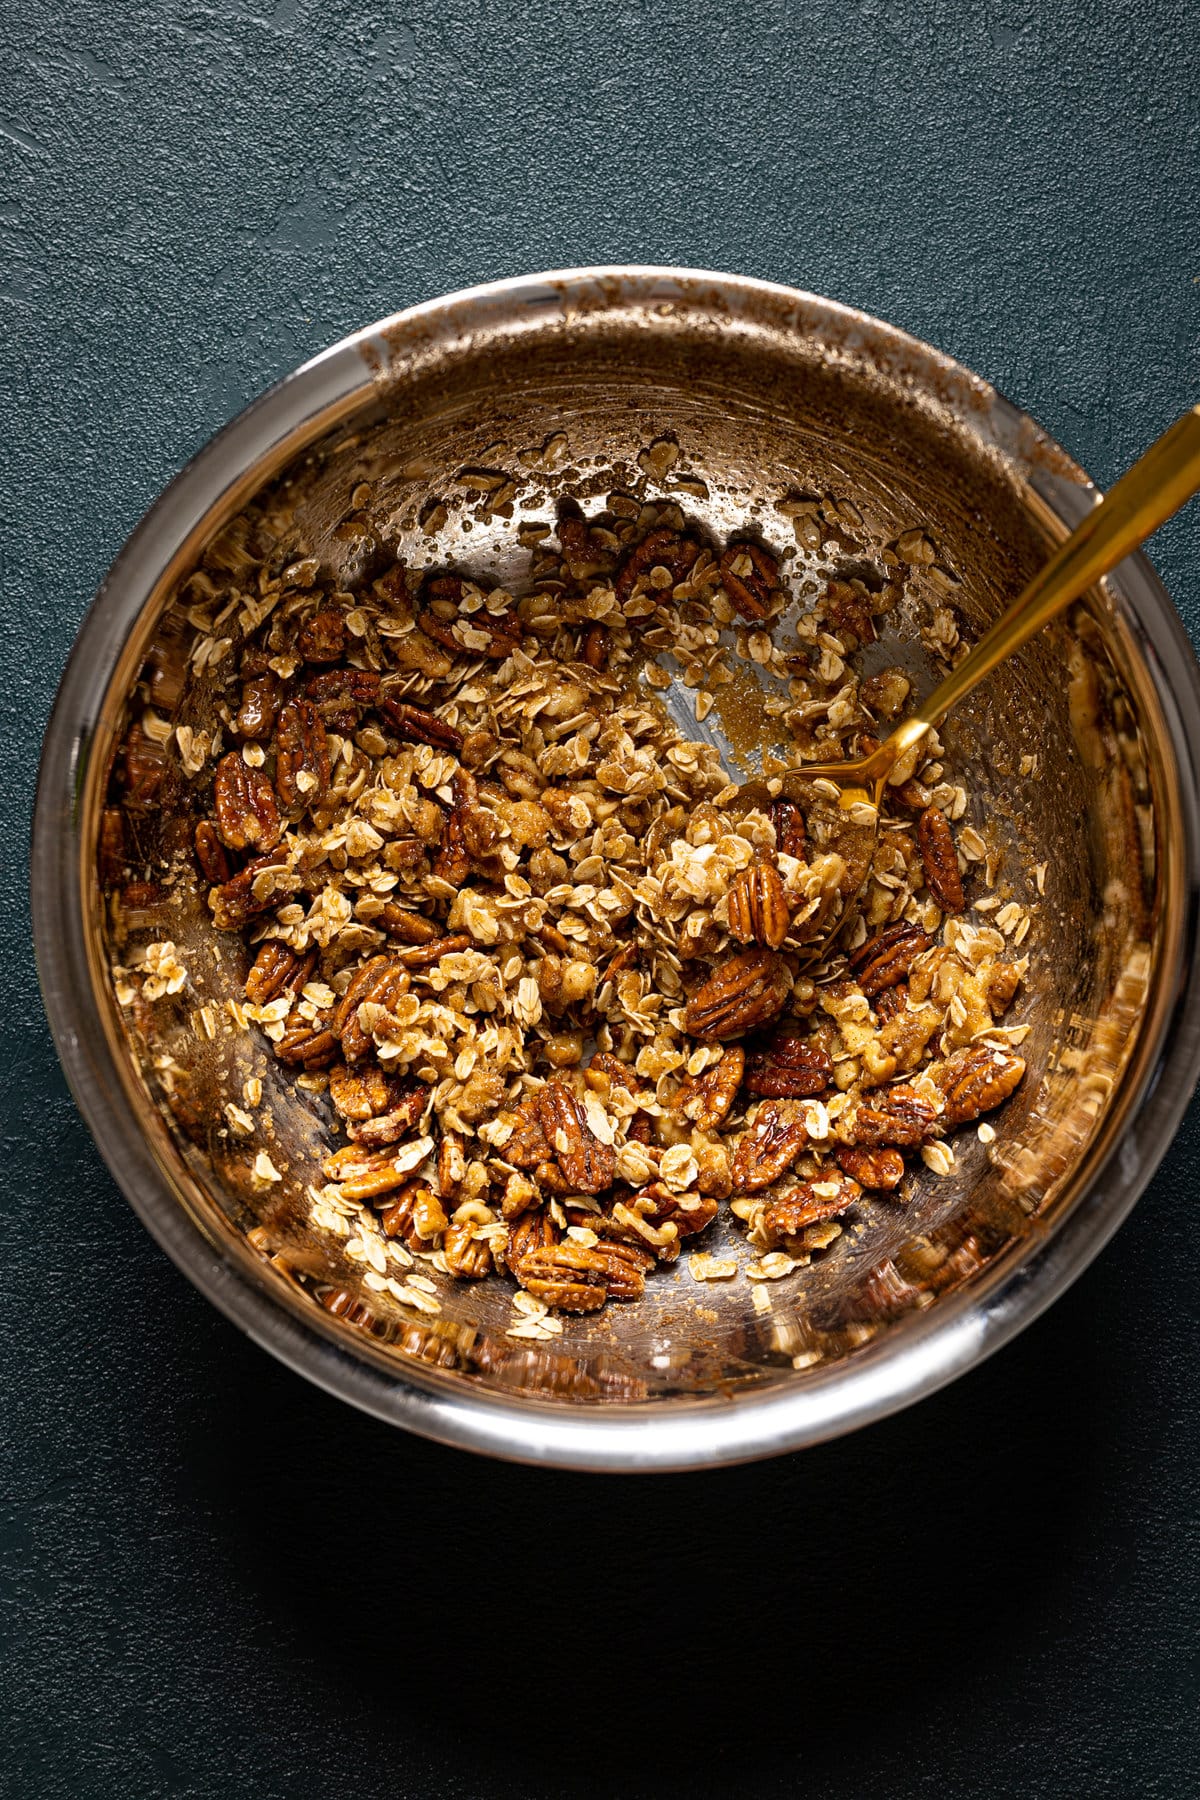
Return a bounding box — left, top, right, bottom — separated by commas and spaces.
739, 405, 1200, 951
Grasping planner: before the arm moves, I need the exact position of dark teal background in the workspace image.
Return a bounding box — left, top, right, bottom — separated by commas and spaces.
4, 3, 1200, 1796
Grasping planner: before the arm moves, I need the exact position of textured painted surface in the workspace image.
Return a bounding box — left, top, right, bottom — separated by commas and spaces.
4, 2, 1200, 1795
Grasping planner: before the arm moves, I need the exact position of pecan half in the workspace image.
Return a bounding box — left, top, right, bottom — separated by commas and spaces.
346, 1079, 429, 1146
730, 1100, 810, 1191
614, 527, 701, 604
684, 949, 791, 1041
244, 941, 316, 1006
516, 1241, 651, 1309
209, 853, 289, 930
377, 904, 442, 945
213, 753, 282, 852
275, 1013, 338, 1069
843, 1084, 939, 1148
443, 1222, 492, 1280
297, 609, 345, 664
275, 699, 330, 808
934, 1045, 1025, 1126
505, 1208, 559, 1267
235, 672, 282, 740
304, 667, 381, 731
761, 1174, 861, 1238
536, 1081, 615, 1195
769, 797, 807, 861
417, 575, 522, 661
333, 956, 411, 1062
834, 1146, 906, 1190
671, 1046, 745, 1129
194, 819, 231, 886
918, 807, 965, 913
719, 541, 778, 619
743, 1033, 833, 1098
380, 697, 464, 753
727, 856, 790, 950
850, 921, 932, 996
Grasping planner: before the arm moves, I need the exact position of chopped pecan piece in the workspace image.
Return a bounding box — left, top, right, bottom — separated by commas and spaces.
761, 1174, 861, 1239
118, 728, 168, 809
209, 853, 289, 930
443, 1222, 492, 1280
304, 667, 381, 731
536, 1081, 615, 1195
614, 527, 702, 604
379, 1181, 448, 1245
194, 819, 231, 886
377, 904, 442, 945
743, 1033, 833, 1098
824, 578, 877, 646
332, 956, 411, 1062
346, 1080, 429, 1147
843, 1084, 940, 1148
275, 1013, 338, 1069
684, 949, 791, 1041
769, 797, 807, 861
918, 807, 965, 913
235, 672, 282, 740
432, 769, 475, 886
500, 1095, 553, 1171
730, 1101, 810, 1192
328, 1061, 398, 1123
834, 1146, 906, 1190
417, 574, 522, 661
244, 941, 316, 1006
581, 624, 608, 669
297, 609, 346, 664
671, 1047, 745, 1129
719, 540, 778, 619
934, 1046, 1026, 1126
626, 1182, 720, 1239
438, 1131, 467, 1201
874, 983, 909, 1024
275, 699, 330, 808
557, 505, 614, 574
213, 753, 282, 852
586, 1052, 647, 1098
986, 963, 1022, 1014
727, 856, 790, 950
99, 806, 128, 885
850, 921, 932, 996
380, 697, 464, 753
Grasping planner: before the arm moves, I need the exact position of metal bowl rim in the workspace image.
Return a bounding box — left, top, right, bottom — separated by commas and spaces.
32, 264, 1200, 1471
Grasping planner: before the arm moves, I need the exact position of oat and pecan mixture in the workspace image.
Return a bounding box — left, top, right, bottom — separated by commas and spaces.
175, 496, 1029, 1331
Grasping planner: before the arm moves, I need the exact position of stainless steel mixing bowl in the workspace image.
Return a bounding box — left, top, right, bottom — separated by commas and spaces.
33, 267, 1200, 1470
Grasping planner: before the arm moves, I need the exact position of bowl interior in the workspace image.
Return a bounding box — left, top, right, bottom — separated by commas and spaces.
75, 277, 1172, 1421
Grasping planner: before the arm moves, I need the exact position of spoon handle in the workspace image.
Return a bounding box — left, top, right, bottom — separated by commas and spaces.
875, 404, 1200, 776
